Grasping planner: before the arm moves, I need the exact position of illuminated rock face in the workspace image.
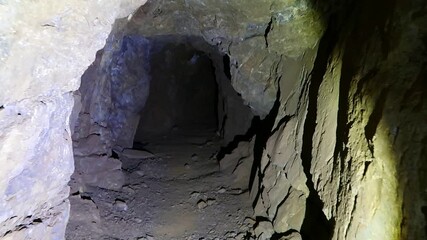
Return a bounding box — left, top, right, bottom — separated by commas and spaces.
1, 0, 426, 240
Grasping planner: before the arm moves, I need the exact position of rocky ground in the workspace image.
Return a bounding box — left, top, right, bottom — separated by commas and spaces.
66, 129, 254, 240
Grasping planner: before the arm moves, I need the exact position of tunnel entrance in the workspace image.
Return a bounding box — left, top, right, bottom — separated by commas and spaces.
134, 41, 219, 143
67, 33, 256, 239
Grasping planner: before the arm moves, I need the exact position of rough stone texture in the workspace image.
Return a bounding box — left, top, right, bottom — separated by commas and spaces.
249, 0, 427, 239
70, 23, 256, 222
73, 33, 151, 153
69, 1, 322, 239
220, 140, 254, 190
71, 156, 125, 191
308, 1, 427, 239
0, 1, 144, 239
250, 117, 310, 236
71, 33, 254, 189
2, 0, 426, 239
125, 0, 323, 117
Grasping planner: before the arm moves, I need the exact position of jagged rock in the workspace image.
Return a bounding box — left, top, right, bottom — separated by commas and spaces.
73, 134, 110, 156
217, 187, 227, 194
254, 221, 275, 240
67, 195, 102, 238
278, 232, 302, 240
122, 186, 136, 195
0, 1, 141, 238
74, 156, 125, 190
207, 198, 216, 206
272, 188, 306, 233
197, 200, 208, 209
220, 141, 253, 175
113, 199, 128, 211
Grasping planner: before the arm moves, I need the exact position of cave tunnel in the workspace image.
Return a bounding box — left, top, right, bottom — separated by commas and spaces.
67, 34, 257, 240
1, 0, 426, 240
134, 39, 220, 141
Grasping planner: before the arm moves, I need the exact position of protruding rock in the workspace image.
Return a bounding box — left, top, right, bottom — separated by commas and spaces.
254, 221, 274, 240
113, 199, 128, 211
197, 200, 208, 209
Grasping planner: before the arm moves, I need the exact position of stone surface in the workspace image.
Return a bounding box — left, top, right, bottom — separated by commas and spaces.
67, 132, 254, 239
254, 221, 274, 240
72, 156, 125, 191
197, 200, 208, 210
125, 0, 323, 117
121, 149, 156, 159
66, 195, 102, 238
0, 1, 144, 238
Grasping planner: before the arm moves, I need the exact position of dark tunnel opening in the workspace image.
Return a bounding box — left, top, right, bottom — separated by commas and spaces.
133, 41, 220, 145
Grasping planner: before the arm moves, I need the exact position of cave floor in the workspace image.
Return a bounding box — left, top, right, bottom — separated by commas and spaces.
66, 129, 253, 240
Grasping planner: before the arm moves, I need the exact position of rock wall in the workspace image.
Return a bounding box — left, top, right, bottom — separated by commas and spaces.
71, 27, 254, 193
246, 0, 427, 239
0, 1, 144, 239
1, 0, 425, 239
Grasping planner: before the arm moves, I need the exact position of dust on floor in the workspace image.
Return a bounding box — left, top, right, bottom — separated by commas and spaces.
66, 130, 254, 240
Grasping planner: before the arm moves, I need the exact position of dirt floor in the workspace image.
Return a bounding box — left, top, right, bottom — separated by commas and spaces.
65, 129, 254, 240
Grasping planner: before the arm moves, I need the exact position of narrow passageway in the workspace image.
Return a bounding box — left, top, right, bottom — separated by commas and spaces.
66, 36, 256, 239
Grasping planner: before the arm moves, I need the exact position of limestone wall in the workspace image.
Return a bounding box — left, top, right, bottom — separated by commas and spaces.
0, 1, 144, 239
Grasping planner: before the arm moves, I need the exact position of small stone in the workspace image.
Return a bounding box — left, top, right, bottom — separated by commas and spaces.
190, 191, 200, 199
254, 221, 274, 240
133, 217, 143, 223
122, 186, 135, 194
113, 199, 128, 211
239, 224, 249, 232
197, 200, 208, 209
191, 154, 198, 161
217, 187, 226, 193
224, 231, 236, 238
243, 217, 256, 226
234, 232, 246, 240
206, 198, 216, 205
135, 171, 145, 176
137, 234, 155, 240
184, 163, 191, 169
278, 232, 302, 240
229, 188, 244, 195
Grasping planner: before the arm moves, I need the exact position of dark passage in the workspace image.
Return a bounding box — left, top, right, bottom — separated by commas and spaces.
67, 35, 257, 240
134, 42, 219, 141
